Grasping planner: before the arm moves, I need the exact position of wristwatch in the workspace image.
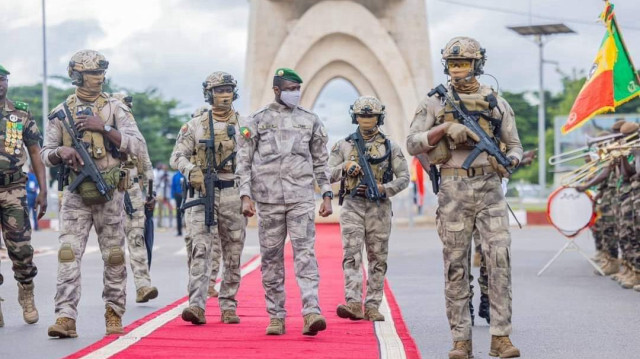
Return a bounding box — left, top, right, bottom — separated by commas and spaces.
103, 124, 113, 133
322, 191, 334, 199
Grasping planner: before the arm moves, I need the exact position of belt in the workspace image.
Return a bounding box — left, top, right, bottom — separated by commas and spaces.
215, 180, 236, 189
440, 166, 496, 178
0, 171, 24, 186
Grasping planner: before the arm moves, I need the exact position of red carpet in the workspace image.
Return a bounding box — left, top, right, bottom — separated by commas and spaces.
66, 224, 420, 359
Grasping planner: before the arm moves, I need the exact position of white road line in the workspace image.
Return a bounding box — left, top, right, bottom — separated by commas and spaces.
80, 254, 262, 359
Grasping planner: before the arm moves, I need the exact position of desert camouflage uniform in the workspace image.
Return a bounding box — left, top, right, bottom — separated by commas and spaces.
619, 171, 634, 266
407, 83, 523, 341
41, 93, 146, 320
328, 131, 409, 308
237, 102, 332, 318
631, 178, 640, 272
170, 109, 247, 311
0, 100, 41, 287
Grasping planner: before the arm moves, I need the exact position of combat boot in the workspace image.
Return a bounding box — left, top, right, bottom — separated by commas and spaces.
489, 335, 520, 358
221, 309, 240, 324
591, 250, 606, 263
17, 282, 39, 324
478, 292, 490, 324
621, 268, 640, 289
207, 285, 218, 298
105, 306, 124, 335
448, 340, 473, 359
302, 313, 327, 336
136, 286, 159, 303
266, 318, 285, 335
596, 256, 619, 276
364, 306, 385, 321
634, 284, 640, 292
181, 306, 206, 325
611, 261, 630, 282
47, 317, 78, 338
0, 297, 4, 328
336, 302, 364, 320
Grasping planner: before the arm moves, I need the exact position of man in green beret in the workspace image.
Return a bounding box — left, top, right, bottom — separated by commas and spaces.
0, 64, 48, 327
237, 67, 333, 336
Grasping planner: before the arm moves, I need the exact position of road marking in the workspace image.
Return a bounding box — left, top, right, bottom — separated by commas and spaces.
79, 254, 262, 359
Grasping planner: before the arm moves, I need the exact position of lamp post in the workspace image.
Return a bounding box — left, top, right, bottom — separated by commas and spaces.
507, 24, 574, 192
41, 0, 48, 135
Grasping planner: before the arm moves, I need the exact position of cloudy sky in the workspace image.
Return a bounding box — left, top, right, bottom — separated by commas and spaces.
2, 0, 640, 124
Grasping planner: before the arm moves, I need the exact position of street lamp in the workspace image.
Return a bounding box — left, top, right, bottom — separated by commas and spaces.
507, 23, 574, 192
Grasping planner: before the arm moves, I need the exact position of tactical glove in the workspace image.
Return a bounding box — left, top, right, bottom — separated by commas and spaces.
344, 161, 361, 177
445, 123, 480, 145
488, 156, 518, 178
189, 167, 206, 195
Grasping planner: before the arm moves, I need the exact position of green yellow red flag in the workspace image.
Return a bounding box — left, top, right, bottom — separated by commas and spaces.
562, 1, 640, 134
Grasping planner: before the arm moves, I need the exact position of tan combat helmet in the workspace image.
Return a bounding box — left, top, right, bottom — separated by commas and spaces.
441, 37, 486, 76
350, 96, 386, 125
202, 71, 238, 104
67, 50, 109, 86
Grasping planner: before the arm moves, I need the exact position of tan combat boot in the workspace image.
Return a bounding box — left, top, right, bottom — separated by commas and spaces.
596, 256, 620, 276
364, 306, 385, 321
336, 302, 364, 320
17, 282, 39, 324
448, 340, 473, 359
489, 336, 520, 358
136, 286, 159, 303
207, 285, 219, 298
611, 261, 630, 282
105, 306, 124, 335
0, 297, 4, 328
265, 318, 285, 335
473, 252, 482, 268
221, 309, 240, 324
302, 313, 327, 336
181, 306, 206, 325
591, 250, 606, 263
621, 268, 640, 289
47, 317, 78, 338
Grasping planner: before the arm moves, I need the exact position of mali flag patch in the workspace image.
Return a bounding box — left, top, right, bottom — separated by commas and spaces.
240, 127, 251, 139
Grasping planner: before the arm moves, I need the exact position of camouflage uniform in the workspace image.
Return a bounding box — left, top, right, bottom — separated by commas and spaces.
329, 131, 409, 308
619, 174, 634, 267
631, 178, 640, 274
0, 100, 41, 288
170, 72, 247, 313
407, 80, 523, 341
237, 101, 332, 318
601, 172, 619, 259
591, 182, 607, 253
41, 52, 146, 321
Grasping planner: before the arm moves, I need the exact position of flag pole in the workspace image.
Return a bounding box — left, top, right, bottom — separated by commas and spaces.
610, 11, 640, 86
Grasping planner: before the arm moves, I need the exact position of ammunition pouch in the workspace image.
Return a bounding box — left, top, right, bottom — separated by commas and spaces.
427, 138, 452, 165
69, 166, 121, 205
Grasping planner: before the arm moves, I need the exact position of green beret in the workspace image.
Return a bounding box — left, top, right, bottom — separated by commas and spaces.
0, 64, 9, 76
275, 68, 303, 84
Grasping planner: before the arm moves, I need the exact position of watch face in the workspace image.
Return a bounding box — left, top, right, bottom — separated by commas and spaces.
104, 125, 112, 132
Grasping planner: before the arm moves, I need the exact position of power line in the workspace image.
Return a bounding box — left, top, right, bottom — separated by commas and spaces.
436, 0, 640, 31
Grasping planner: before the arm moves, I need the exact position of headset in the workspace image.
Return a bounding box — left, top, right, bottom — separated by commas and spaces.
68, 59, 109, 86
350, 104, 386, 126
203, 83, 239, 104
442, 47, 486, 77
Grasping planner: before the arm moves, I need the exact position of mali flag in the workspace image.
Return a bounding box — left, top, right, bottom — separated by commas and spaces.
562, 1, 640, 134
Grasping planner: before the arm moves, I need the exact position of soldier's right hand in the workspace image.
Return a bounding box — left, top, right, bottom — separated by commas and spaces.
343, 161, 361, 177
58, 147, 84, 171
189, 167, 206, 195
241, 196, 256, 217
444, 122, 480, 144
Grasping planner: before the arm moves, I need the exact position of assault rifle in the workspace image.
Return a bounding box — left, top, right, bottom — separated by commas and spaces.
428, 84, 513, 174
181, 111, 218, 229
48, 106, 113, 201
351, 130, 384, 206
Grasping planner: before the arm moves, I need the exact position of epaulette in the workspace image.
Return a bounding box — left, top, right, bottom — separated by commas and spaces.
252, 106, 269, 116
296, 106, 315, 115
14, 101, 29, 112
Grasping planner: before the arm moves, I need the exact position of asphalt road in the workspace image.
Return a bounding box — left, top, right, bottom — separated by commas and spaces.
0, 223, 638, 359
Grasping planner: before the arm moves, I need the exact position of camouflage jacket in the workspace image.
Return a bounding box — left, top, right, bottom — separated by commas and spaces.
0, 99, 42, 173
236, 102, 331, 204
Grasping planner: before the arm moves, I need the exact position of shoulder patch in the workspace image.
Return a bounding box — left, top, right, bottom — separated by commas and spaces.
180, 124, 188, 134
240, 126, 251, 139
14, 101, 29, 112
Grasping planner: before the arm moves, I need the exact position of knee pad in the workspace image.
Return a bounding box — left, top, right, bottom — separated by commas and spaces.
107, 246, 125, 266
58, 243, 76, 263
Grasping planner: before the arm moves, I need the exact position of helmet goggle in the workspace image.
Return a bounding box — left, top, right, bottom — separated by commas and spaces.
446, 59, 473, 70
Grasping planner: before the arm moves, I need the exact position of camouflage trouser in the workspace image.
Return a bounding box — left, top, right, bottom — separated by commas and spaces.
0, 184, 36, 286
619, 184, 634, 263
437, 173, 512, 341
256, 200, 320, 318
469, 230, 488, 296
339, 196, 391, 309
591, 198, 604, 252
184, 187, 247, 310
600, 187, 618, 258
631, 181, 640, 270
55, 189, 127, 320
124, 185, 151, 290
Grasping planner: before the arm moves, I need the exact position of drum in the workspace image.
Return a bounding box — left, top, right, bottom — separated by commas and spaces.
547, 186, 596, 237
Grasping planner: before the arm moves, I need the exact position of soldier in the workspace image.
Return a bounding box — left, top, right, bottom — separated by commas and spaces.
0, 64, 48, 327
170, 72, 247, 325
41, 50, 146, 338
328, 96, 409, 322
237, 68, 333, 336
112, 94, 159, 303
407, 37, 522, 359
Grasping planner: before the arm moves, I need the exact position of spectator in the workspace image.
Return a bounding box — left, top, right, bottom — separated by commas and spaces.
26, 166, 39, 231
171, 171, 184, 236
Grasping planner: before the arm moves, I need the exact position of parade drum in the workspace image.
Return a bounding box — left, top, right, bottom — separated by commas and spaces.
547, 186, 596, 237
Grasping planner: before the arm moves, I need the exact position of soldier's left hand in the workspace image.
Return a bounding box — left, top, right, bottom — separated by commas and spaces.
35, 192, 47, 219
488, 156, 518, 178
75, 115, 105, 132
319, 197, 333, 217
145, 196, 156, 211
377, 182, 386, 195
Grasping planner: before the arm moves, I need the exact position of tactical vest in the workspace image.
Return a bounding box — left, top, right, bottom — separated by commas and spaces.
344, 133, 393, 191
61, 94, 113, 160
192, 110, 238, 173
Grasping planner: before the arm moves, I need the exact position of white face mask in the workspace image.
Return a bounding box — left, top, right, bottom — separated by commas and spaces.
280, 90, 301, 109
